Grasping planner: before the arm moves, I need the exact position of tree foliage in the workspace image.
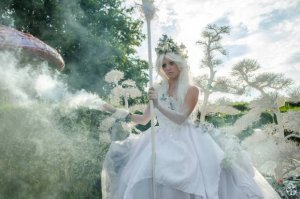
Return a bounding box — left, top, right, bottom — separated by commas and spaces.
232, 58, 293, 95
0, 0, 148, 94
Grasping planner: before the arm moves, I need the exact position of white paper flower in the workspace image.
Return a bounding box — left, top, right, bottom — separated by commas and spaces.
122, 79, 136, 87
111, 85, 125, 98
127, 87, 142, 99
104, 70, 124, 85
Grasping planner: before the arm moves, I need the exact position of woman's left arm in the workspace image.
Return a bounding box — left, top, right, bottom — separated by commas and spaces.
149, 86, 199, 125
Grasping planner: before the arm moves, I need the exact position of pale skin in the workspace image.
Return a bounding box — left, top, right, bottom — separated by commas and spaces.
104, 57, 199, 125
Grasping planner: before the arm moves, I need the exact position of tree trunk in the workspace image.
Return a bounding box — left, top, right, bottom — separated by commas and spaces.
200, 91, 210, 123
274, 109, 285, 139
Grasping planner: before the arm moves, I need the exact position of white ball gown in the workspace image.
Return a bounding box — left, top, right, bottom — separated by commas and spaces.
101, 90, 281, 199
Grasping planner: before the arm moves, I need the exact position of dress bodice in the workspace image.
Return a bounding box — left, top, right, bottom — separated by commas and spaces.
154, 90, 192, 132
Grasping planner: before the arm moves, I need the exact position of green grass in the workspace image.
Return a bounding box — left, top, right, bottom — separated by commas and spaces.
280, 106, 300, 112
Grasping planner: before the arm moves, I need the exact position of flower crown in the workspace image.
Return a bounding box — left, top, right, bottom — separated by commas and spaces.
155, 35, 188, 58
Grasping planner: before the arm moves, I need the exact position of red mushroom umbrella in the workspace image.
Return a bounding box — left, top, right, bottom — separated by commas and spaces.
0, 25, 65, 70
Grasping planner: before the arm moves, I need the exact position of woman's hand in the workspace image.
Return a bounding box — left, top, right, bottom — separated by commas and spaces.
148, 87, 159, 107
103, 103, 129, 120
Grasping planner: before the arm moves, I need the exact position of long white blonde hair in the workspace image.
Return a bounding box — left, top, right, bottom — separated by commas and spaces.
155, 52, 192, 106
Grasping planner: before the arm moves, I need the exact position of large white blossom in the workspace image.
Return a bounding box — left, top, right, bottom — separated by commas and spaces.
122, 79, 136, 87
104, 70, 124, 85
127, 87, 142, 99
105, 70, 142, 107
111, 85, 126, 98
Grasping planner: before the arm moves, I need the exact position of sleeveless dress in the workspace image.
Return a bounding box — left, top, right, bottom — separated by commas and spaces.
101, 89, 281, 199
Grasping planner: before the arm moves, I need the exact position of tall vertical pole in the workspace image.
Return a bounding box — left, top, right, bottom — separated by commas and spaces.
141, 1, 156, 198
146, 18, 157, 199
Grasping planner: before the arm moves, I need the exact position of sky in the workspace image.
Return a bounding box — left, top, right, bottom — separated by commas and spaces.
127, 0, 300, 100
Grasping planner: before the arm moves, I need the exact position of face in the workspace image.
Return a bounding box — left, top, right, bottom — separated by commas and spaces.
162, 57, 180, 80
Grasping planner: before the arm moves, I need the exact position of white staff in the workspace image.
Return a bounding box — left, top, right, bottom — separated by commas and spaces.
141, 1, 156, 198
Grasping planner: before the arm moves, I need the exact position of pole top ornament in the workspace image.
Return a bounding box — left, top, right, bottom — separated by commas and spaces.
142, 0, 156, 21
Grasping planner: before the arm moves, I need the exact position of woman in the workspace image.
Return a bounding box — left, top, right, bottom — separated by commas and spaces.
101, 35, 280, 199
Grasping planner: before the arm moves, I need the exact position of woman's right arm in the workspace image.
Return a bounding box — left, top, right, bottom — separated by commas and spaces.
130, 104, 151, 125
103, 103, 151, 125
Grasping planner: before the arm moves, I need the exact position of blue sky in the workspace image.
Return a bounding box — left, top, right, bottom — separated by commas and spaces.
128, 0, 300, 100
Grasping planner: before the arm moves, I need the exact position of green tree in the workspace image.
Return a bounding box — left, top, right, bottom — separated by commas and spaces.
0, 0, 148, 95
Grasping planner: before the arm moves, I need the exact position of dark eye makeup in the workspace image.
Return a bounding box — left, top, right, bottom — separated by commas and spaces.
162, 61, 175, 68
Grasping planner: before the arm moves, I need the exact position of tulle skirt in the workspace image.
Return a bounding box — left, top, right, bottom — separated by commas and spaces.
101, 123, 280, 199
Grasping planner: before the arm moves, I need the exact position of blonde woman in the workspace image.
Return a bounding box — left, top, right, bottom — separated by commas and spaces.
101, 35, 280, 199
